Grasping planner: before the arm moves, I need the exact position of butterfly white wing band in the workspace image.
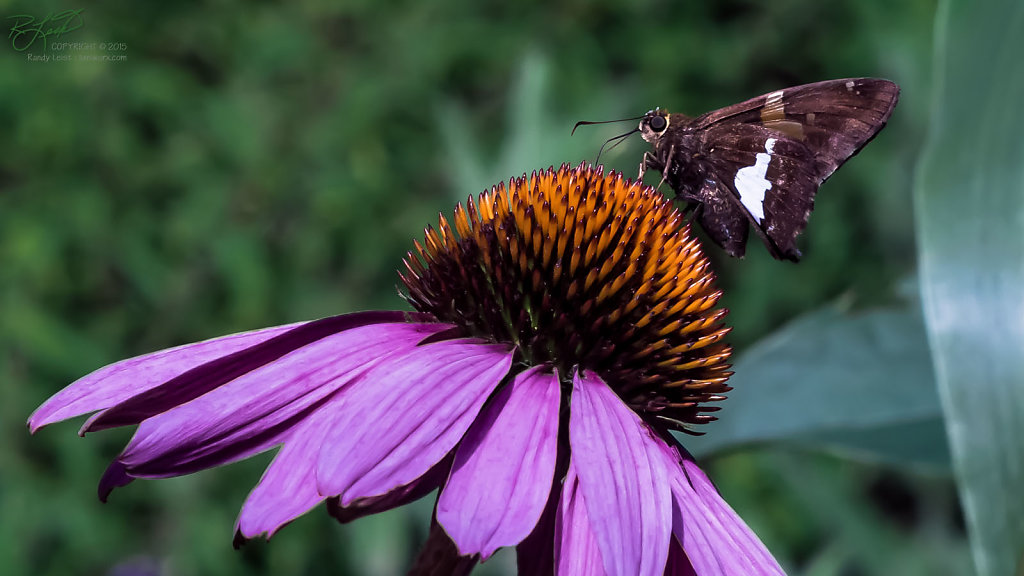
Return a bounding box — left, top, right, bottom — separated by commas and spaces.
733, 138, 777, 223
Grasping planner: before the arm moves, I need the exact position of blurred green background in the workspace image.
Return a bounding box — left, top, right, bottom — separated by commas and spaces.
0, 0, 978, 575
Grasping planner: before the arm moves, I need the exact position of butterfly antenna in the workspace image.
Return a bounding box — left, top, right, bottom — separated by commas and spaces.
571, 115, 644, 136
594, 128, 640, 165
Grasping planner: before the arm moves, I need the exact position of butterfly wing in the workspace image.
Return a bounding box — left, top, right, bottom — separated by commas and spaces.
692, 176, 752, 258
694, 78, 900, 181
696, 125, 823, 260
690, 78, 899, 260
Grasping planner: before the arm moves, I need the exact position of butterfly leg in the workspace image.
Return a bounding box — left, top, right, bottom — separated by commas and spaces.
655, 145, 675, 192
639, 151, 658, 181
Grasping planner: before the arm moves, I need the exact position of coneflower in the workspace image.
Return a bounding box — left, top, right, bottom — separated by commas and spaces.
29, 163, 785, 575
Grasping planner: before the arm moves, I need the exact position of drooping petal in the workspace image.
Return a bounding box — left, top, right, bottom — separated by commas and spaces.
27, 322, 304, 433
672, 456, 786, 576
655, 441, 786, 576
437, 366, 560, 559
114, 322, 446, 478
326, 453, 454, 525
98, 460, 133, 502
82, 312, 425, 433
317, 339, 514, 503
569, 370, 672, 576
236, 407, 456, 544
234, 405, 333, 541
554, 459, 607, 576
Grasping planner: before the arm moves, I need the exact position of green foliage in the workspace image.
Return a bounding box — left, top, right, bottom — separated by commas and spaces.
715, 450, 971, 576
914, 0, 1024, 574
684, 292, 949, 473
0, 0, 961, 574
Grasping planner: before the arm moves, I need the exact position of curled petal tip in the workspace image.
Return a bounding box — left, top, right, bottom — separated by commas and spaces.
27, 405, 61, 435
98, 460, 133, 503
79, 408, 118, 436
78, 417, 96, 437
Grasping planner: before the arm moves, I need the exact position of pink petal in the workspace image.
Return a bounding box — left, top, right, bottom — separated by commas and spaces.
554, 459, 607, 576
27, 322, 303, 433
98, 460, 133, 502
327, 453, 454, 525
317, 339, 514, 503
657, 442, 786, 576
437, 366, 560, 559
115, 322, 445, 478
569, 370, 672, 576
82, 312, 423, 432
234, 406, 333, 541
678, 458, 786, 576
236, 408, 455, 544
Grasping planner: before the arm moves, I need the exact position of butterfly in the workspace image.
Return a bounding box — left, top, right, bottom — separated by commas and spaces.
635, 78, 899, 261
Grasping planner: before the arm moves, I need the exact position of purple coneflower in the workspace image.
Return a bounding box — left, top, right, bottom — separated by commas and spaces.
30, 164, 785, 575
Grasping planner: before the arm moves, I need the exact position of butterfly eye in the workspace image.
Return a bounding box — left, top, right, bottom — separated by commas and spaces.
649, 115, 668, 132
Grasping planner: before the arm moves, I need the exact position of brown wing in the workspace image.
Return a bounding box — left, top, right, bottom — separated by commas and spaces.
692, 176, 752, 258
692, 78, 900, 182
698, 124, 823, 261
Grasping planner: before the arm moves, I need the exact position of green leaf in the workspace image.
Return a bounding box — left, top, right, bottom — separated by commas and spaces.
801, 418, 950, 472
682, 300, 948, 472
914, 0, 1024, 573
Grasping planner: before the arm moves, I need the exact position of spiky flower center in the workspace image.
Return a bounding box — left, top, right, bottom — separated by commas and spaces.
400, 163, 732, 428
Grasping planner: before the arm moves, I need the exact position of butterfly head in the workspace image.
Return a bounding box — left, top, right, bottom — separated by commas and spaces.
639, 108, 670, 144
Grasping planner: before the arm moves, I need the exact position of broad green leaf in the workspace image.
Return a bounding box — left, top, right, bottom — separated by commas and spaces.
914, 0, 1024, 573
682, 301, 948, 472
802, 418, 950, 472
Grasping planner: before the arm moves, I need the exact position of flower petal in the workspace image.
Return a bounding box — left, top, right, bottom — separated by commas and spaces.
98, 460, 133, 502
27, 322, 303, 433
554, 459, 607, 576
234, 406, 331, 541
82, 311, 424, 433
656, 442, 786, 576
115, 322, 446, 478
236, 411, 455, 544
317, 339, 514, 503
569, 370, 672, 576
437, 366, 560, 559
326, 452, 453, 525
672, 456, 786, 576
